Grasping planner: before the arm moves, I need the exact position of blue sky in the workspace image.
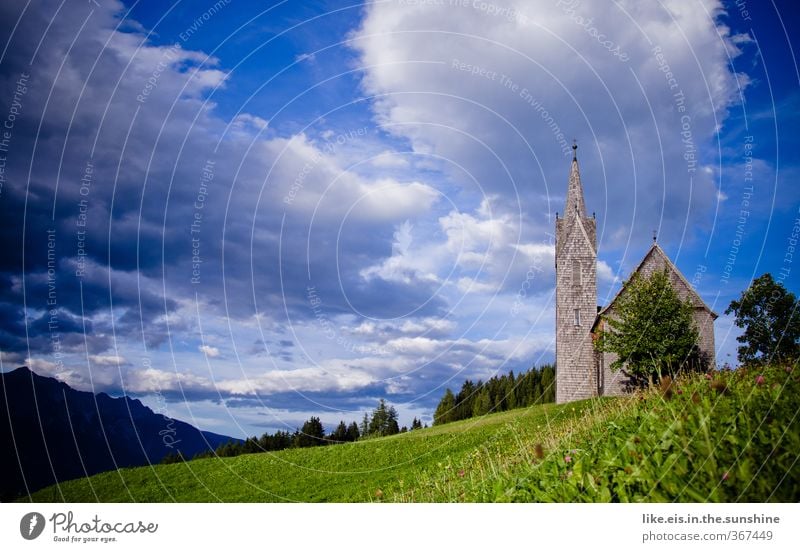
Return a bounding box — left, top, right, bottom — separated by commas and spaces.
0, 0, 798, 438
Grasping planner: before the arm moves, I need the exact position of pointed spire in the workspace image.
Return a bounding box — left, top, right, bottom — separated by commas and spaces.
565, 141, 586, 220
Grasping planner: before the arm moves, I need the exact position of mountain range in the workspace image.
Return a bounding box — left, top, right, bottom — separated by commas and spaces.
0, 366, 237, 501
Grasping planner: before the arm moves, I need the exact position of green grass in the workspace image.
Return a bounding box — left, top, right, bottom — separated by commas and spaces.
26, 363, 799, 502
26, 400, 594, 502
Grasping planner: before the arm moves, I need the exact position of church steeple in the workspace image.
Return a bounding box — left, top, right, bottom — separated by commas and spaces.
565, 142, 587, 220
554, 141, 597, 404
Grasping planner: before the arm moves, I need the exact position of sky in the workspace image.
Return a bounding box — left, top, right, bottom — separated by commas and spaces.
0, 0, 798, 438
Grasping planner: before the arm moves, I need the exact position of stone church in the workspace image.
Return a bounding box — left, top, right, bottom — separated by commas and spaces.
555, 144, 717, 404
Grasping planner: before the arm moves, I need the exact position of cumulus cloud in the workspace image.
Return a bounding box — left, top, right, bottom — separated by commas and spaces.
350, 0, 750, 248
199, 345, 221, 358
0, 0, 751, 430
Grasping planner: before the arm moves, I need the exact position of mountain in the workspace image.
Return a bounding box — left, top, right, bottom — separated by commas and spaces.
0, 366, 238, 501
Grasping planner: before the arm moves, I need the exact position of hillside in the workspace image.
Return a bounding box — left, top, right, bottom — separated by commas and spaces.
25, 363, 799, 502
1, 367, 237, 501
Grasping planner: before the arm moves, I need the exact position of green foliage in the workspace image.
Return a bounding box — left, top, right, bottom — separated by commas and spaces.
726, 273, 800, 365
295, 417, 325, 448
433, 365, 556, 426
433, 389, 456, 425
160, 451, 185, 464
365, 399, 400, 438
595, 269, 702, 386
346, 421, 360, 441
488, 363, 800, 502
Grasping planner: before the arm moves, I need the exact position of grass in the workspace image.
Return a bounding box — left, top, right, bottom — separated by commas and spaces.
25, 400, 592, 502
25, 363, 799, 502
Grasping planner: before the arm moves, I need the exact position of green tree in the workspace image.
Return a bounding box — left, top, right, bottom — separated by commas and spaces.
594, 269, 701, 386
472, 387, 491, 416
330, 421, 348, 442
366, 399, 400, 436
725, 273, 800, 365
295, 416, 325, 447
346, 421, 360, 441
433, 388, 455, 425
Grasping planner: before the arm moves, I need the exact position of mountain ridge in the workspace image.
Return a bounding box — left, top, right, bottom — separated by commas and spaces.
0, 366, 238, 501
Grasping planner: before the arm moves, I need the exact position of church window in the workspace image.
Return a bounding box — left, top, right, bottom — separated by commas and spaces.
574, 308, 581, 326
572, 260, 581, 287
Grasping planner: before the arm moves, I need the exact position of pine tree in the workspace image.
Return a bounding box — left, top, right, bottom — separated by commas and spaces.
433, 388, 455, 425
331, 421, 348, 442
472, 387, 491, 416
346, 421, 360, 441
296, 416, 325, 447
386, 405, 400, 435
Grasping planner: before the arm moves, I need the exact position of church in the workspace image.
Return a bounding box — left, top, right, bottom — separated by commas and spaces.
554, 144, 717, 404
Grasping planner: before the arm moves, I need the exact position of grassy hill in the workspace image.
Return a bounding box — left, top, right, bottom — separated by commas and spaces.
26, 363, 799, 502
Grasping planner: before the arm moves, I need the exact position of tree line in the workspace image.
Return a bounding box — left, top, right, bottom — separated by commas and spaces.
432, 364, 556, 426
162, 398, 426, 463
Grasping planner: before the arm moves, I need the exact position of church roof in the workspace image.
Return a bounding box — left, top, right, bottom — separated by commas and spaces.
591, 242, 718, 330
556, 144, 596, 258
564, 144, 587, 223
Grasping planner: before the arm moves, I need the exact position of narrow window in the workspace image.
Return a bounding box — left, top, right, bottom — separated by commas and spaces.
574, 308, 581, 326
572, 260, 581, 287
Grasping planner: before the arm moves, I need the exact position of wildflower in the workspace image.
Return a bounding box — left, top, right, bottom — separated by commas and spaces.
676, 388, 683, 395
564, 455, 572, 463
755, 375, 765, 385
458, 469, 465, 478
722, 472, 729, 481
705, 373, 713, 380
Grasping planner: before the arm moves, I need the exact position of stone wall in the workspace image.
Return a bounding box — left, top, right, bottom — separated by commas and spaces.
555, 215, 598, 403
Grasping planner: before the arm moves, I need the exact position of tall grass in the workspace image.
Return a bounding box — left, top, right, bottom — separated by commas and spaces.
403, 363, 799, 502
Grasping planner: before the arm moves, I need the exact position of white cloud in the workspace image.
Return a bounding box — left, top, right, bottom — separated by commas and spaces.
597, 260, 619, 284
350, 0, 749, 247
199, 344, 221, 357
371, 150, 410, 168
89, 355, 129, 366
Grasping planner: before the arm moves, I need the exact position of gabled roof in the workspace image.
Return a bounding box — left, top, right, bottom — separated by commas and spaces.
591, 242, 718, 330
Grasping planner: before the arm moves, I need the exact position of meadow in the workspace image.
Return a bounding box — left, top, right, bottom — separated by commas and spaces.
27, 363, 798, 502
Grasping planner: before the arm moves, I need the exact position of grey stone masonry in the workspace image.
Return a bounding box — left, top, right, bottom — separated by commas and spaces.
595, 243, 718, 396
554, 145, 717, 403
555, 147, 598, 403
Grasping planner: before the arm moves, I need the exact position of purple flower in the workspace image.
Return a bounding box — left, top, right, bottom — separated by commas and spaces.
564, 455, 572, 463
755, 375, 765, 385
